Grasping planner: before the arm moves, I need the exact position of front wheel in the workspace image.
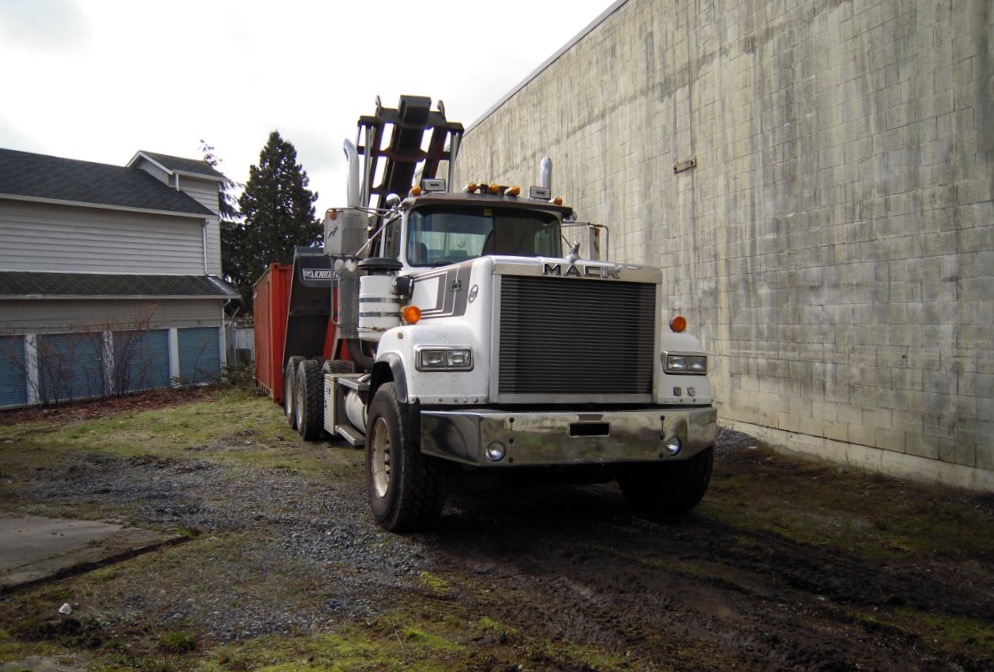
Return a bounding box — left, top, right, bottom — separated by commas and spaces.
365, 383, 447, 532
618, 447, 714, 516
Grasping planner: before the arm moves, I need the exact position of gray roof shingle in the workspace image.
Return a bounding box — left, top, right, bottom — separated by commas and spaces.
0, 148, 215, 216
0, 272, 239, 299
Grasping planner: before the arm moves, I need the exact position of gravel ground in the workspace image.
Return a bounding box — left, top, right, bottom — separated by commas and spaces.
3, 424, 756, 645
2, 399, 992, 672
13, 450, 432, 642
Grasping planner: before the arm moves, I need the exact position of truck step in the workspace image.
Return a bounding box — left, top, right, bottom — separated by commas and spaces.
335, 424, 365, 447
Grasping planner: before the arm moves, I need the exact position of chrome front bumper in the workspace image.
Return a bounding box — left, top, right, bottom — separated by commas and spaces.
419, 406, 717, 467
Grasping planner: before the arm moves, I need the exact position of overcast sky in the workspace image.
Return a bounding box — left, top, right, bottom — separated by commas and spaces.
0, 0, 617, 215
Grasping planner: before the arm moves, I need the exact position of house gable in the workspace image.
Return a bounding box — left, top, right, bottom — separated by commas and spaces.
128, 151, 224, 215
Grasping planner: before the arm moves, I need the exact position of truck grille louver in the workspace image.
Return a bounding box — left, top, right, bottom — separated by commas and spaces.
498, 275, 656, 397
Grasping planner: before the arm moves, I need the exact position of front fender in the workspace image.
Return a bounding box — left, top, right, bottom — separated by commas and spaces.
371, 352, 408, 403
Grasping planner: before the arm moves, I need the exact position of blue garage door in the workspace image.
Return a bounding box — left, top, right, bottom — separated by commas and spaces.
38, 332, 105, 404
178, 327, 221, 384
112, 329, 170, 394
0, 336, 27, 408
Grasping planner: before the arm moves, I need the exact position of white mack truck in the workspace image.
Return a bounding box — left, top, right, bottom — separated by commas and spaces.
263, 95, 716, 532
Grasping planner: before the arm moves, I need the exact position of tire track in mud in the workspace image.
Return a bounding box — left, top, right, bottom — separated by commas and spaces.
427, 481, 992, 671
687, 517, 994, 620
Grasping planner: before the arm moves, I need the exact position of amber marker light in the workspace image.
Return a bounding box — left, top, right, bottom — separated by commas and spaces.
670, 315, 687, 333
488, 183, 501, 194
410, 185, 422, 196
552, 196, 564, 206
326, 209, 338, 221
402, 305, 422, 324
465, 183, 479, 193
507, 185, 521, 197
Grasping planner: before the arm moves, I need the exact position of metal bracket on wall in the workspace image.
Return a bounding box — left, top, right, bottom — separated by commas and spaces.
673, 156, 697, 173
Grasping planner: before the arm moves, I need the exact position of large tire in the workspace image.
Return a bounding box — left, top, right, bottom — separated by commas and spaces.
618, 446, 714, 515
365, 382, 447, 532
283, 356, 304, 429
295, 359, 324, 440
322, 359, 356, 376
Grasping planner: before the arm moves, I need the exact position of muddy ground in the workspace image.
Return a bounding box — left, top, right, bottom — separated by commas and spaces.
1, 389, 993, 671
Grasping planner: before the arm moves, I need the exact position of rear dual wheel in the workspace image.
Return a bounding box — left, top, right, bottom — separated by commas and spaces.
283, 356, 304, 429
290, 358, 355, 441
323, 359, 355, 376
294, 359, 324, 440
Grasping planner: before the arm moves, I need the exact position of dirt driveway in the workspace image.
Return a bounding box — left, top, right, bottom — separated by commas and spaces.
1, 388, 992, 671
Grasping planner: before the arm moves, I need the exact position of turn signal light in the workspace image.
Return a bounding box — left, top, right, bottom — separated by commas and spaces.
670, 315, 687, 333
402, 305, 422, 324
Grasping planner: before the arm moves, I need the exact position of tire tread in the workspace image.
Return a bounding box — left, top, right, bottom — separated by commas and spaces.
366, 383, 447, 532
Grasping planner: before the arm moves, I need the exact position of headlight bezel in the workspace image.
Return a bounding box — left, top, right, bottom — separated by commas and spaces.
415, 346, 474, 372
663, 352, 708, 375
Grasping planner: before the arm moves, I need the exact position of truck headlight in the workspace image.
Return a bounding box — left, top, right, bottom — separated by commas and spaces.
416, 347, 473, 371
664, 353, 708, 375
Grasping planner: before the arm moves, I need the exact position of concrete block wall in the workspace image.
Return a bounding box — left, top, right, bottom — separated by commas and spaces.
455, 0, 994, 490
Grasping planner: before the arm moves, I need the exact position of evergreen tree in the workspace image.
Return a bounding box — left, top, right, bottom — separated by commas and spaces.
200, 140, 240, 222
200, 141, 246, 317
232, 131, 321, 314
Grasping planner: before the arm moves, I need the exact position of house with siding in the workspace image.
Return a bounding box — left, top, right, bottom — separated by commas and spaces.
0, 147, 239, 408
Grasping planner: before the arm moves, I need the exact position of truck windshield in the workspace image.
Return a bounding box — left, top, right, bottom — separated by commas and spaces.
406, 206, 562, 266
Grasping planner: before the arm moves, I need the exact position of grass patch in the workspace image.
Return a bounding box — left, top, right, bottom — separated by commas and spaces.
475, 616, 517, 644
828, 603, 994, 664
418, 572, 452, 597
159, 630, 199, 654
894, 608, 994, 660
0, 388, 353, 482
198, 619, 470, 672
701, 445, 994, 561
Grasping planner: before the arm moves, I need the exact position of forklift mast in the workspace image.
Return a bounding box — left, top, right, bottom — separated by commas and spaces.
279, 96, 463, 373
356, 95, 464, 217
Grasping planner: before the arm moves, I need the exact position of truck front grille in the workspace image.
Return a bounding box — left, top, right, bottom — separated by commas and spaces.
497, 275, 656, 399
